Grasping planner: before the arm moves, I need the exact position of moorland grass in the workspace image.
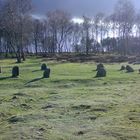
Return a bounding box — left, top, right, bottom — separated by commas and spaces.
0, 58, 140, 140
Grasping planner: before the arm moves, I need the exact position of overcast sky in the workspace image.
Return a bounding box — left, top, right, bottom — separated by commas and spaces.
32, 0, 140, 17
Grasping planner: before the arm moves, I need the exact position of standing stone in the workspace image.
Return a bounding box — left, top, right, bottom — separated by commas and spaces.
96, 67, 106, 77
41, 63, 47, 70
96, 63, 104, 71
0, 67, 1, 73
126, 65, 134, 73
12, 66, 19, 77
43, 68, 50, 78
120, 65, 126, 71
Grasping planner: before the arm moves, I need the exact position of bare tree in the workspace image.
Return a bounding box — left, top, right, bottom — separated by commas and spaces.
32, 19, 44, 56
71, 23, 82, 53
114, 0, 135, 55
1, 0, 32, 62
82, 16, 92, 55
93, 12, 105, 53
46, 10, 72, 53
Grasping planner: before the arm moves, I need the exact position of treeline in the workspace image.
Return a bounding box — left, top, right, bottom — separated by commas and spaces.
0, 0, 140, 62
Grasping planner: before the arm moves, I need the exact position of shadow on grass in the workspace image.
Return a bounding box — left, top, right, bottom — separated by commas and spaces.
51, 78, 97, 84
0, 76, 12, 80
11, 61, 24, 64
25, 77, 43, 84
32, 70, 41, 73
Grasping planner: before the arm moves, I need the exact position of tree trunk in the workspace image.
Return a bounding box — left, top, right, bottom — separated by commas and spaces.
22, 52, 26, 61
17, 56, 21, 63
17, 47, 22, 63
35, 38, 38, 56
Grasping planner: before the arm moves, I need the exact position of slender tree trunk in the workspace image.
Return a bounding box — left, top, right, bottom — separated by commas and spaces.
0, 36, 2, 54
17, 47, 22, 63
35, 38, 38, 56
17, 54, 21, 63
22, 50, 26, 61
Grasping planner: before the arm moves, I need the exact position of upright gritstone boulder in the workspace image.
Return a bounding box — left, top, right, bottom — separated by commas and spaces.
96, 63, 104, 71
43, 68, 50, 78
12, 66, 19, 77
120, 65, 126, 71
126, 65, 134, 73
96, 64, 106, 77
41, 63, 47, 70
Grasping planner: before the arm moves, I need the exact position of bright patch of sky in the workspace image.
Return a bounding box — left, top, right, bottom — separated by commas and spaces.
72, 18, 83, 24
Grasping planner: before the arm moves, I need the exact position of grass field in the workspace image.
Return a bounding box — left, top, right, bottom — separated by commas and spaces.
0, 58, 140, 140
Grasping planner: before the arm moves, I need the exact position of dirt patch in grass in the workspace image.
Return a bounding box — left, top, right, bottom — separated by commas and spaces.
0, 112, 10, 120
82, 115, 98, 121
74, 130, 86, 136
72, 104, 108, 113
90, 108, 108, 112
49, 92, 59, 95
8, 116, 25, 123
128, 112, 140, 123
101, 129, 138, 140
14, 92, 27, 97
12, 96, 18, 100
42, 103, 58, 110
20, 103, 31, 109
72, 104, 91, 110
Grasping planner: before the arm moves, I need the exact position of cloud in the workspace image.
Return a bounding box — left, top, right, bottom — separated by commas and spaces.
32, 0, 139, 17
32, 0, 116, 16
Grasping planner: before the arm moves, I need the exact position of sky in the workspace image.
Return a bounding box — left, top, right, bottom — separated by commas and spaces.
0, 0, 139, 19
32, 0, 140, 18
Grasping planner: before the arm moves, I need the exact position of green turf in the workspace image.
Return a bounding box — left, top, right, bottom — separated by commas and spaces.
0, 58, 140, 140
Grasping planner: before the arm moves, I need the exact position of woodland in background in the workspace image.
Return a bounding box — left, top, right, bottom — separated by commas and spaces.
0, 0, 140, 63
